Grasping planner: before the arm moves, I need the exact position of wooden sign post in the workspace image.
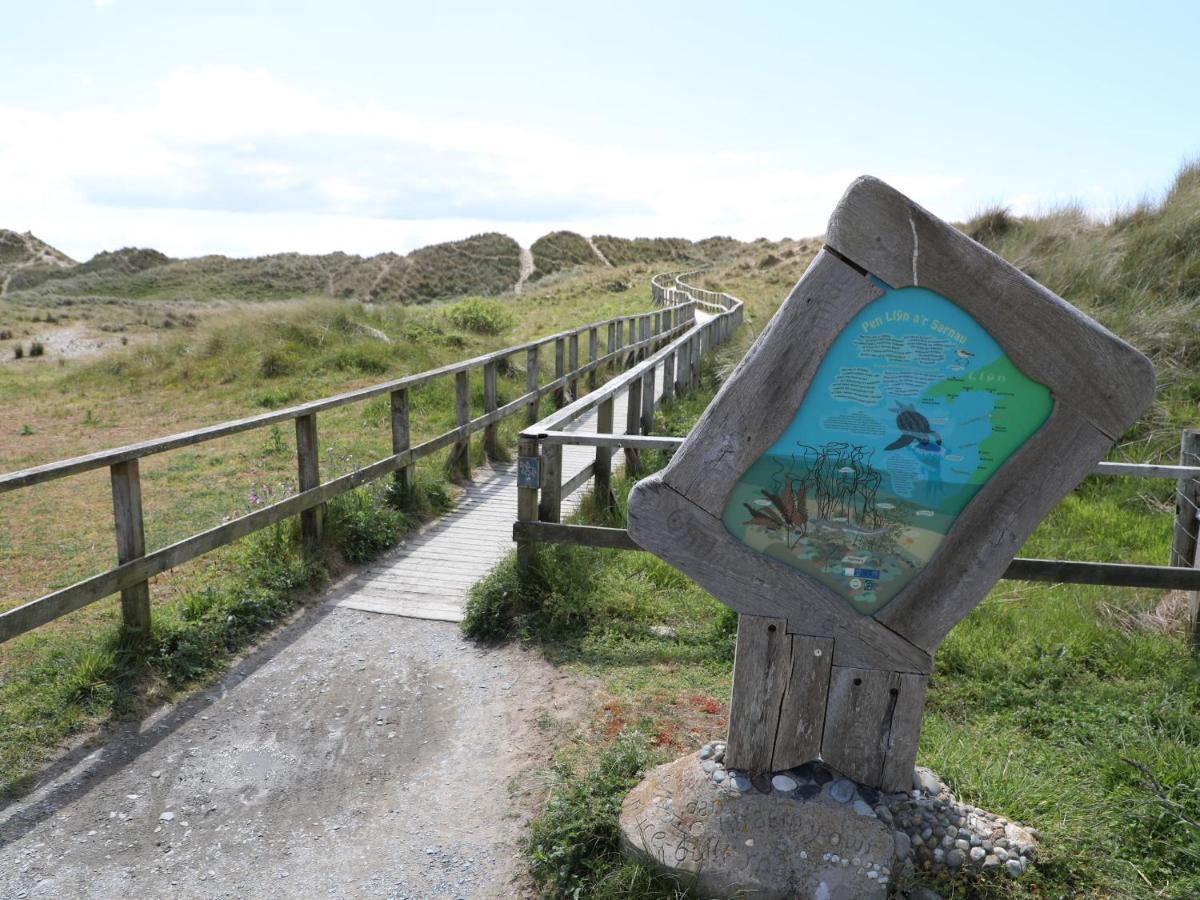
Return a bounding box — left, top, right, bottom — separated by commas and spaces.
628, 177, 1154, 791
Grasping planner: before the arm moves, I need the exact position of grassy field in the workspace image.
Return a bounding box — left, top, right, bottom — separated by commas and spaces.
464, 168, 1200, 899
0, 257, 707, 796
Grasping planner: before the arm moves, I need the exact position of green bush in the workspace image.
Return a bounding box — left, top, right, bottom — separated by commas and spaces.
325, 485, 408, 563
445, 298, 516, 335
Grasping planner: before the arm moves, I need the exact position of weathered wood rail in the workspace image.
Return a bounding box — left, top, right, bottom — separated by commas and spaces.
0, 299, 709, 644
515, 269, 744, 569
518, 275, 1200, 644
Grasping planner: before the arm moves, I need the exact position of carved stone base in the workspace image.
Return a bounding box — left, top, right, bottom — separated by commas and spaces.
619, 750, 895, 899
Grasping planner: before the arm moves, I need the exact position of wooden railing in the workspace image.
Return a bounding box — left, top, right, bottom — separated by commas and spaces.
0, 300, 708, 644
515, 272, 744, 569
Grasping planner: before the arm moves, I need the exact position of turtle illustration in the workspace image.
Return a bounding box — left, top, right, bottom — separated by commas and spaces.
884, 403, 943, 451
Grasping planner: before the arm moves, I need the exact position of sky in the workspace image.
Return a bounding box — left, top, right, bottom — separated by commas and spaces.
1, 0, 1197, 261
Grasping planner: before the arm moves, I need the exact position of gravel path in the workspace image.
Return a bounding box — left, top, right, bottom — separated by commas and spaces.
0, 579, 589, 899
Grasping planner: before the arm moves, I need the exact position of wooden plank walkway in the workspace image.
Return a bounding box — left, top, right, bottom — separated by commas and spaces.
338, 358, 673, 622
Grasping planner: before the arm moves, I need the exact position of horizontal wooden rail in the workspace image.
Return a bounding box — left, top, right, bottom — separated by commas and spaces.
534, 432, 1200, 480
513, 522, 1200, 591
0, 304, 700, 494
1, 293, 703, 644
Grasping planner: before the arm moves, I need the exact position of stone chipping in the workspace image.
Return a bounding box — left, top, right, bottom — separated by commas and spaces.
695, 742, 1039, 883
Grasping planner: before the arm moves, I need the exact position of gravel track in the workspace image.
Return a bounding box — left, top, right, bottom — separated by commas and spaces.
0, 578, 589, 899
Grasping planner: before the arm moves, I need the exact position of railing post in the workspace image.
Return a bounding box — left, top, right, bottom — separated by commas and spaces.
624, 376, 643, 476
595, 396, 616, 512
588, 327, 599, 390
554, 337, 565, 407
447, 370, 471, 481
652, 311, 662, 349
638, 316, 649, 361
517, 437, 540, 573
1170, 429, 1200, 648
611, 321, 621, 371
676, 336, 690, 396
526, 345, 540, 425
662, 307, 672, 335
690, 333, 702, 390
295, 412, 322, 552
483, 360, 500, 460
568, 332, 580, 401
538, 441, 563, 524
662, 350, 675, 405
110, 459, 151, 638
391, 387, 410, 497
626, 319, 637, 367
641, 363, 656, 434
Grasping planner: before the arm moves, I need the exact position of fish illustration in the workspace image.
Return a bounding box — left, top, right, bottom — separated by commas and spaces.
884, 403, 943, 451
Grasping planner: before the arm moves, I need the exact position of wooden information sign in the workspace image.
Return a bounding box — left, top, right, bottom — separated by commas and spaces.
627, 177, 1155, 791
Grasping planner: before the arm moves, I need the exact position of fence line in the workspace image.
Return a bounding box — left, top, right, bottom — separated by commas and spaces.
0, 299, 709, 644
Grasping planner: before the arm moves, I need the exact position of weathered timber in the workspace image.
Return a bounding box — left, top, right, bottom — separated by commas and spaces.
771, 632, 834, 770
538, 442, 563, 524
516, 437, 540, 572
391, 387, 410, 495
820, 666, 927, 793
295, 413, 321, 552
594, 397, 615, 511
446, 370, 472, 481
110, 459, 151, 636
483, 361, 500, 460
624, 377, 643, 476
725, 615, 792, 773
513, 520, 640, 551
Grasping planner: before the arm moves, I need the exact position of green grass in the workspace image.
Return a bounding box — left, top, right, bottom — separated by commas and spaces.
467, 330, 1200, 898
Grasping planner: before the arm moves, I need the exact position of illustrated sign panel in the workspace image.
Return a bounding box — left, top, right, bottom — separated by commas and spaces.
720, 280, 1053, 614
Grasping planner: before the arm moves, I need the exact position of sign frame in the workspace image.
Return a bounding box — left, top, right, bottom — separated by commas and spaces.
627, 177, 1155, 789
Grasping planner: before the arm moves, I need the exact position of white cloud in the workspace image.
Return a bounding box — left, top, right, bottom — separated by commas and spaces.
0, 66, 968, 259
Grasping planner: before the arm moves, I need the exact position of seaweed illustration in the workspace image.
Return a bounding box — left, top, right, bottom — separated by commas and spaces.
742, 478, 808, 547
787, 442, 883, 530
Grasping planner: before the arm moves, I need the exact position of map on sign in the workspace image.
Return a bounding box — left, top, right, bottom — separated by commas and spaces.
721, 279, 1054, 614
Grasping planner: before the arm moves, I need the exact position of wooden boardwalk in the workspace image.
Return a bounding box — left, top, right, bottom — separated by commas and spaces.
338, 358, 673, 622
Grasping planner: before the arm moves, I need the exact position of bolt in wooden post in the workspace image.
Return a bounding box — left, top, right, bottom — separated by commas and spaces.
483, 360, 500, 460
568, 332, 579, 401
587, 327, 599, 390
1170, 429, 1200, 648
391, 387, 410, 498
526, 345, 540, 425
554, 337, 565, 407
624, 376, 643, 476
538, 442, 563, 524
641, 363, 656, 434
447, 370, 471, 481
295, 412, 322, 553
595, 396, 616, 512
110, 459, 151, 638
517, 437, 540, 573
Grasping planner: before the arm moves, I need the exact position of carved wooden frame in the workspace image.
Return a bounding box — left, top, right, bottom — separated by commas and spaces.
627, 177, 1155, 788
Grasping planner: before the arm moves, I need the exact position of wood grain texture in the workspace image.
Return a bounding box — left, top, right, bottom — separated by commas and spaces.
660, 251, 883, 517
624, 377, 643, 476
771, 632, 833, 770
483, 361, 500, 460
626, 475, 932, 674
295, 413, 322, 551
825, 175, 1155, 439
538, 442, 562, 524
390, 387, 410, 494
820, 665, 928, 792
446, 370, 471, 481
725, 615, 792, 773
594, 397, 615, 511
110, 459, 151, 634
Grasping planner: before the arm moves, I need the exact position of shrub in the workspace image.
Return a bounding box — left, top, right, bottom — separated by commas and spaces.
28, 341, 45, 357
13, 344, 23, 359
258, 349, 298, 378
446, 298, 516, 335
325, 485, 407, 563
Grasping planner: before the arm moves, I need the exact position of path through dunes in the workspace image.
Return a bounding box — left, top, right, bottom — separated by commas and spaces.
0, 336, 693, 899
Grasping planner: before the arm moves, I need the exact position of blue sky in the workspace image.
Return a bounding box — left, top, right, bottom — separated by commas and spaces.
1, 0, 1196, 259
